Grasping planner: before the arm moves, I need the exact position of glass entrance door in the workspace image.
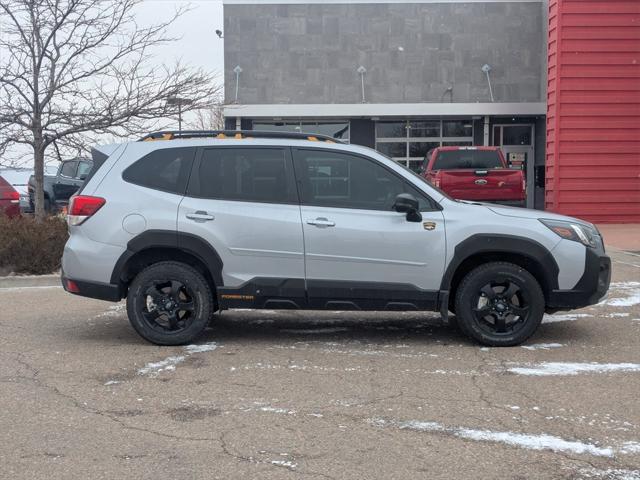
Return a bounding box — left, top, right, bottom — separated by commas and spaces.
493, 124, 535, 208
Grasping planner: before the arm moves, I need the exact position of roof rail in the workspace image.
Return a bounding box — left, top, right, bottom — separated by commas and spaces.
139, 130, 345, 144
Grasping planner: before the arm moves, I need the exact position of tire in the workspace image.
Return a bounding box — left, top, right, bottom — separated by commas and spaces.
126, 261, 214, 345
454, 262, 544, 347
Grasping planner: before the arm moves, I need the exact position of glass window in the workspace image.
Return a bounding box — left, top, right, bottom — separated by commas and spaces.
409, 141, 441, 159
76, 161, 93, 179
123, 148, 195, 194
296, 150, 406, 211
409, 121, 440, 138
376, 122, 406, 138
376, 142, 407, 158
252, 122, 301, 133
60, 161, 77, 178
443, 120, 473, 137
195, 148, 291, 203
302, 122, 350, 140
502, 126, 532, 146
433, 150, 503, 170
442, 141, 473, 147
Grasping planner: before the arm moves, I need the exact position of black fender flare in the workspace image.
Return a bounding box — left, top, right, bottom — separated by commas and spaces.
110, 230, 224, 287
440, 233, 559, 293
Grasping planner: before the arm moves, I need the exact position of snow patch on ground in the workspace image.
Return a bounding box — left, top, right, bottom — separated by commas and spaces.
508, 362, 640, 376
521, 343, 564, 350
184, 342, 218, 354
601, 282, 640, 307
542, 313, 592, 323
270, 460, 296, 469
620, 441, 640, 454
137, 356, 185, 376
605, 312, 631, 318
372, 418, 614, 457
137, 342, 219, 377
578, 468, 640, 480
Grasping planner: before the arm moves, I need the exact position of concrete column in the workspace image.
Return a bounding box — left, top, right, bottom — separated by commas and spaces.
483, 116, 490, 146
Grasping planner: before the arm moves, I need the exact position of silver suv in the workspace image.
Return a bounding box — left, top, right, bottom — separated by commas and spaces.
61, 131, 611, 347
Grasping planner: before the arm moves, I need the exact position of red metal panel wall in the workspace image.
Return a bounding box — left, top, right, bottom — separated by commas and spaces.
546, 0, 640, 223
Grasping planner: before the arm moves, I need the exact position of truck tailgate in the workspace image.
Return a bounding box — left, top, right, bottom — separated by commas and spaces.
440, 169, 524, 201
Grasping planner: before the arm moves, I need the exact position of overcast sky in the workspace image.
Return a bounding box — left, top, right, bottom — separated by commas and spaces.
137, 0, 225, 85
0, 0, 226, 167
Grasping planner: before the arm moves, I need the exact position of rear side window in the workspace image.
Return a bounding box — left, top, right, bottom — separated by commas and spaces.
76, 161, 93, 179
60, 161, 78, 177
123, 148, 195, 194
433, 150, 503, 170
191, 148, 294, 203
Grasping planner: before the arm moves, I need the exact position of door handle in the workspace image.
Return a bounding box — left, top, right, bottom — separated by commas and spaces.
186, 211, 215, 222
307, 217, 335, 228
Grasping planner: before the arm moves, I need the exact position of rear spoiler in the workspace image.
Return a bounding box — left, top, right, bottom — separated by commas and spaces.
90, 144, 120, 169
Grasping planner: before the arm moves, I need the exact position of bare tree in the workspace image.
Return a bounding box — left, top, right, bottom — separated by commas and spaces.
0, 0, 221, 218
189, 102, 226, 131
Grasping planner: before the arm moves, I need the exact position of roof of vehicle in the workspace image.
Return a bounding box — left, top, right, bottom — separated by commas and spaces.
139, 130, 345, 144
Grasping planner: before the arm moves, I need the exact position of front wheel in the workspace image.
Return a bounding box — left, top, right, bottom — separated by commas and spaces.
454, 262, 544, 347
126, 261, 214, 345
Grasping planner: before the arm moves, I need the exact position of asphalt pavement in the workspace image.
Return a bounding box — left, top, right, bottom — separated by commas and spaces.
1, 249, 639, 479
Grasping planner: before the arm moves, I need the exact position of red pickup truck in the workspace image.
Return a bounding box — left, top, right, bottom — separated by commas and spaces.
420, 146, 525, 206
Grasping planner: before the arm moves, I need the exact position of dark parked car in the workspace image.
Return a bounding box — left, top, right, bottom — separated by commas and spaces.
29, 158, 93, 212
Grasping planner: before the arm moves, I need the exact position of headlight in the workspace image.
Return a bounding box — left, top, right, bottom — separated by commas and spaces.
540, 219, 598, 248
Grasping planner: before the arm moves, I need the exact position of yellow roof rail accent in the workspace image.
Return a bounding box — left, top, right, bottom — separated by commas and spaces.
234, 133, 243, 139
216, 133, 227, 139
307, 136, 318, 141
143, 133, 173, 141
325, 139, 335, 143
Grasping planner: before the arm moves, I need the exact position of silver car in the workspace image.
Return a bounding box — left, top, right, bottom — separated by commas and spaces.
61, 131, 611, 346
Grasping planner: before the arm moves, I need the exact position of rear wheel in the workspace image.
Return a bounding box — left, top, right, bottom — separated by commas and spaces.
126, 261, 214, 345
454, 262, 544, 346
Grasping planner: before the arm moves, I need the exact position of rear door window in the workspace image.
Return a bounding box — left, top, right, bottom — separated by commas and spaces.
190, 147, 296, 204
60, 161, 78, 178
76, 161, 93, 180
433, 150, 503, 170
122, 147, 196, 194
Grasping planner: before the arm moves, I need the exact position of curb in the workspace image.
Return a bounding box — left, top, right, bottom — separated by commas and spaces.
0, 274, 61, 289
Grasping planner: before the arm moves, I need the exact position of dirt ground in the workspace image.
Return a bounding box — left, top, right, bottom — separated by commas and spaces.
1, 249, 639, 479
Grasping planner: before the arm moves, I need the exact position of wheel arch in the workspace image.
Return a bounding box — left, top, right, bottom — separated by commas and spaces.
111, 230, 223, 296
441, 234, 559, 310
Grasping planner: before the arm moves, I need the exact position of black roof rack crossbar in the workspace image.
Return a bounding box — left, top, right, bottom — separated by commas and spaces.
139, 130, 346, 144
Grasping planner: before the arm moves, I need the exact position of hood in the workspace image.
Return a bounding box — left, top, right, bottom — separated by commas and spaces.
485, 203, 594, 227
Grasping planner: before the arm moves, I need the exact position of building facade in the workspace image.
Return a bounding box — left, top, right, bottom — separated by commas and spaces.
222, 0, 636, 218
546, 0, 640, 223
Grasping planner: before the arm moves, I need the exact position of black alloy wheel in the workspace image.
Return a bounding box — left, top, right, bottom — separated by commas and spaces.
455, 262, 545, 347
126, 261, 214, 345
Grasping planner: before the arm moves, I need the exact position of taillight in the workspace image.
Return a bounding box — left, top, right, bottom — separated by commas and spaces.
68, 195, 105, 226
434, 175, 441, 188
0, 181, 19, 202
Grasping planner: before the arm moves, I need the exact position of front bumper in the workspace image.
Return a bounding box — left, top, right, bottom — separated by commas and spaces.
546, 248, 611, 311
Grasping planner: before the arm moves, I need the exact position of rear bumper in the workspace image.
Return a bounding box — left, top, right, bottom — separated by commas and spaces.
546, 249, 611, 311
61, 272, 122, 302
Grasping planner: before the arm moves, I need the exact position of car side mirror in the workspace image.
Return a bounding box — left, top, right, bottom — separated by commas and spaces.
79, 174, 88, 181
393, 193, 422, 222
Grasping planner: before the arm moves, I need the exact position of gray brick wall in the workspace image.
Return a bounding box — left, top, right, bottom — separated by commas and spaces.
224, 2, 545, 105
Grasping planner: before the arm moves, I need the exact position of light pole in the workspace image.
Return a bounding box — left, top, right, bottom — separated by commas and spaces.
167, 97, 193, 132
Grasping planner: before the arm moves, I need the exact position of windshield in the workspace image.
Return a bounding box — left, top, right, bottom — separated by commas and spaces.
433, 150, 503, 170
